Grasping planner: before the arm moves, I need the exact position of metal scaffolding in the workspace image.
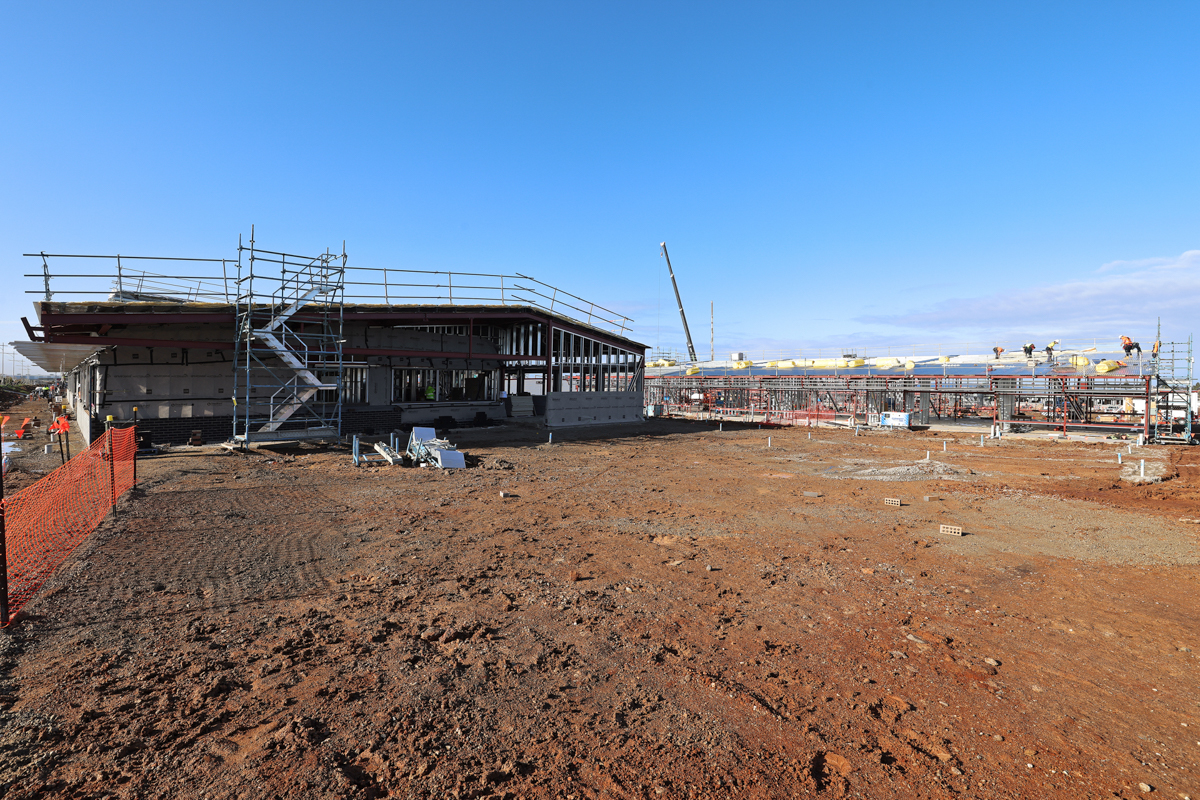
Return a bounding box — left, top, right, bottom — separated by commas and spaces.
1152, 321, 1194, 444
232, 230, 346, 442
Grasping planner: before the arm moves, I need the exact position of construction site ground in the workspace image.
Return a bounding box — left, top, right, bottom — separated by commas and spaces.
1, 397, 1199, 799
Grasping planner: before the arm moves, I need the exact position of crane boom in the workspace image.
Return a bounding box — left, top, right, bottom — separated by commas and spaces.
660, 242, 698, 363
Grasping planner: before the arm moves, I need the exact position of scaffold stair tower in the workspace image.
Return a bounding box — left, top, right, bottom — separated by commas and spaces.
1152, 321, 1194, 445
233, 230, 346, 442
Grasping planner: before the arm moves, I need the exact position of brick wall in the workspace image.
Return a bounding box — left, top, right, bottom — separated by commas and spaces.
112, 405, 505, 445
340, 409, 407, 437
99, 415, 235, 445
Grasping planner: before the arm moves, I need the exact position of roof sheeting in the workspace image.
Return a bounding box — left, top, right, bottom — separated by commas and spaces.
9, 341, 104, 373
649, 351, 1153, 379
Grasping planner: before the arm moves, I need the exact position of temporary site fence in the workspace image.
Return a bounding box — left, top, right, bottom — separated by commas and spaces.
0, 426, 136, 624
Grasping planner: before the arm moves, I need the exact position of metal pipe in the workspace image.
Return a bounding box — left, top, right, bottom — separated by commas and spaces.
23, 253, 228, 261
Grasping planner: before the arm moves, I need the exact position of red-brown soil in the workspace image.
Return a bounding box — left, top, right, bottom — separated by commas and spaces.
1, 398, 1198, 799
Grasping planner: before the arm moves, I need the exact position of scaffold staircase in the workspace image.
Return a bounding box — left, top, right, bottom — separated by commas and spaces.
233, 231, 346, 443
1152, 323, 1194, 444
252, 287, 338, 431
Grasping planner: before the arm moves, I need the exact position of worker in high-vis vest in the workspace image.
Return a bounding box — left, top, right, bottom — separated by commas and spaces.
425, 384, 436, 401
1120, 336, 1142, 358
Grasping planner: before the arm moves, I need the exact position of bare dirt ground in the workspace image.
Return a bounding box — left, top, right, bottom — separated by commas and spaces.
1, 399, 1198, 799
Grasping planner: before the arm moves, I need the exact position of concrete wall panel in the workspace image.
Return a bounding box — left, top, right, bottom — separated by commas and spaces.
389, 401, 505, 426
544, 391, 643, 427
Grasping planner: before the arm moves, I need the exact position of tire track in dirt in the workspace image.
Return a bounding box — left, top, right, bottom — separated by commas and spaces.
93, 483, 354, 609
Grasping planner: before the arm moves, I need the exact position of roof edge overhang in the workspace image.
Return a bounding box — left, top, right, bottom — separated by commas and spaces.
35, 300, 647, 353
9, 341, 105, 373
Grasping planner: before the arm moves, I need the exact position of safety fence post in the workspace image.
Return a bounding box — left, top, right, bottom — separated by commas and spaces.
132, 407, 138, 488
107, 427, 117, 516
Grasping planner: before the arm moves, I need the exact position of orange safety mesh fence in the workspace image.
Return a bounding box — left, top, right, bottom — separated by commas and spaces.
765, 408, 836, 426
1, 427, 136, 622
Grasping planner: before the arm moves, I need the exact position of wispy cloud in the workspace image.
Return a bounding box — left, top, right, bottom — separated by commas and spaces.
857, 250, 1200, 341
1096, 250, 1200, 274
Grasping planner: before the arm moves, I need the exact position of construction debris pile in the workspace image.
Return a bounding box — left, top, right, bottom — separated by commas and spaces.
350, 427, 466, 469
406, 427, 466, 469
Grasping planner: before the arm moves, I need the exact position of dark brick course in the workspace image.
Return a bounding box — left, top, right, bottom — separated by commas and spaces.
88, 405, 513, 445
93, 409, 425, 445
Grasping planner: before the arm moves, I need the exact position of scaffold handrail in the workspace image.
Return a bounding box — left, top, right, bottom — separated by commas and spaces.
26, 251, 635, 337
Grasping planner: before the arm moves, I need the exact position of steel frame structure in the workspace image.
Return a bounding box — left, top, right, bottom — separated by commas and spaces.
549, 327, 644, 394
645, 372, 1191, 441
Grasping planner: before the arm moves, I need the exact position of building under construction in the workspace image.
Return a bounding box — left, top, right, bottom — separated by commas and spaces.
644, 339, 1196, 444
14, 235, 646, 445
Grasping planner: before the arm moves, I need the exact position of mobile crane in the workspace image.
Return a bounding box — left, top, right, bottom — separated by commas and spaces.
660, 242, 698, 363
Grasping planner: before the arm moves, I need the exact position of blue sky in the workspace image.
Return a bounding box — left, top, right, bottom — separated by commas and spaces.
3, 1, 1198, 372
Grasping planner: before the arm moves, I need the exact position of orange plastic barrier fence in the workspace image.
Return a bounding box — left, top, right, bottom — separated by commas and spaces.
1, 426, 136, 623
